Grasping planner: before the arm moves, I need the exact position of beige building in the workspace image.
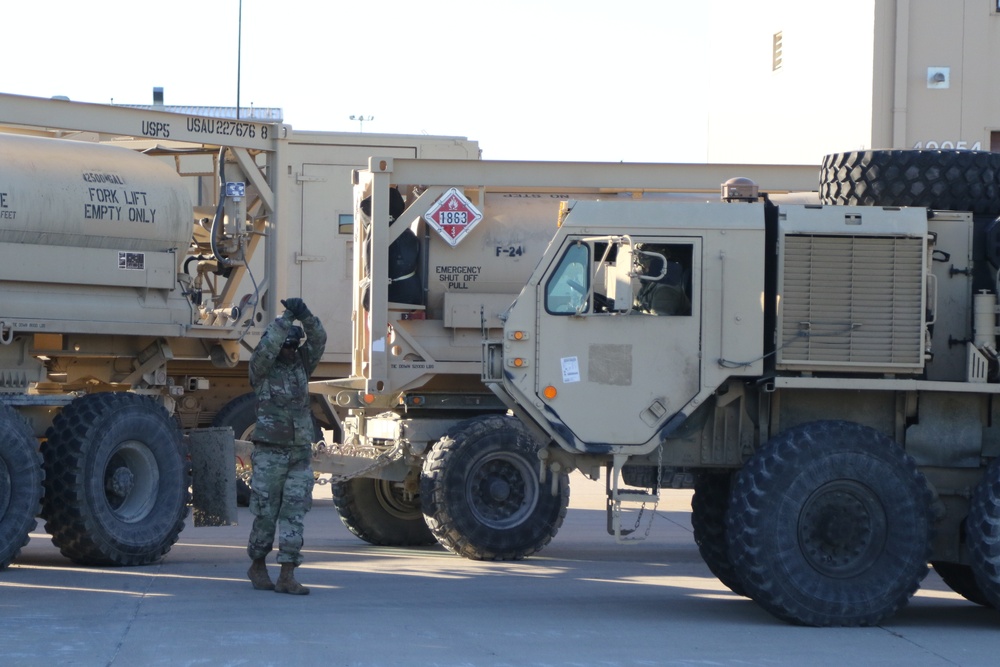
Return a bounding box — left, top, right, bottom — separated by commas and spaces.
707, 0, 1000, 163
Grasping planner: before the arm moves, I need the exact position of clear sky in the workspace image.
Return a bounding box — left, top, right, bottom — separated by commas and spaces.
2, 0, 714, 162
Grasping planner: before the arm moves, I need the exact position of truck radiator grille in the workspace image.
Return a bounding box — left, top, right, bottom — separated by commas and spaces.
777, 234, 924, 372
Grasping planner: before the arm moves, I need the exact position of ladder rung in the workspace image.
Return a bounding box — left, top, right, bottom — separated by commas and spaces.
613, 489, 658, 503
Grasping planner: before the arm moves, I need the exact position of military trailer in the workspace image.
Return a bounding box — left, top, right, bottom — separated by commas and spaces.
0, 92, 478, 569
314, 151, 1000, 626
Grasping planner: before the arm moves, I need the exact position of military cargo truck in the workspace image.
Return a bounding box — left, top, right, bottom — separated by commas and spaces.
314, 151, 1000, 626
0, 93, 815, 572
0, 92, 478, 569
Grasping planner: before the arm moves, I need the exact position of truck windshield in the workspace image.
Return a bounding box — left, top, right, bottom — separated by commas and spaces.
545, 243, 590, 314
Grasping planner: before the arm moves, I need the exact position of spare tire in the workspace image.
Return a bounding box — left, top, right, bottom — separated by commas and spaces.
820, 150, 1000, 216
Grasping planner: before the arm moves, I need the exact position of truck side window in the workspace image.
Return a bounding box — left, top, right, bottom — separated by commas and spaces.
338, 213, 353, 234
545, 243, 590, 314
633, 243, 692, 316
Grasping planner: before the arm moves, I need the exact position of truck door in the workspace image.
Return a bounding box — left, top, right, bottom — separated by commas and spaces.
532, 236, 702, 448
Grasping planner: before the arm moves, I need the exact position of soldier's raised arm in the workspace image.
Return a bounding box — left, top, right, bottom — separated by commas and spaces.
282, 298, 326, 375
249, 310, 295, 387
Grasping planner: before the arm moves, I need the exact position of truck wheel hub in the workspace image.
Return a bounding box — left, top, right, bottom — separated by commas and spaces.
107, 466, 136, 498
468, 454, 535, 526
798, 480, 886, 579
488, 478, 511, 502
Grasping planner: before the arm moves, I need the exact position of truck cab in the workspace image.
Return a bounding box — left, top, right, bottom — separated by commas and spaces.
492, 199, 766, 455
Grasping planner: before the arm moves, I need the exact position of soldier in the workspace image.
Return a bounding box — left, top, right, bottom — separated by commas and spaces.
634, 245, 690, 316
246, 297, 327, 595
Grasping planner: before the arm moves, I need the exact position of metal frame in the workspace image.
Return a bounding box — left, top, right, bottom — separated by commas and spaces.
353, 156, 821, 396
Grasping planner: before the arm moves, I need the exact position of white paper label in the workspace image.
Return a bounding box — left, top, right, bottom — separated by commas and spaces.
561, 356, 580, 383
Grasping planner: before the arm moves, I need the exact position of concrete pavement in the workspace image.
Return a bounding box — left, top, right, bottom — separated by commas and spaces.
2, 473, 999, 667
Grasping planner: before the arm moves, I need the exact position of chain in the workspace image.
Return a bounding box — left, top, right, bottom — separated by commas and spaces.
312, 440, 406, 484
616, 446, 662, 541
627, 504, 646, 535
640, 445, 663, 540
239, 441, 406, 489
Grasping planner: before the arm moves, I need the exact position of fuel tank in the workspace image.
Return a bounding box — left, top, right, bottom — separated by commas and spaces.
0, 132, 191, 251
0, 132, 197, 334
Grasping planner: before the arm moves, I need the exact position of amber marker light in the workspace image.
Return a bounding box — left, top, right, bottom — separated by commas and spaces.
512, 331, 525, 340
513, 358, 525, 367
543, 386, 558, 400
362, 393, 376, 404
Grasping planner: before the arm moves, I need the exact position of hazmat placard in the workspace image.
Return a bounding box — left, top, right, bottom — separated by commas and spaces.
424, 187, 483, 247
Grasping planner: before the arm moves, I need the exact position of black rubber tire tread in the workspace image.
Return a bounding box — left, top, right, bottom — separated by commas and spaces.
819, 150, 1000, 216
691, 471, 747, 597
966, 455, 1000, 609
420, 415, 568, 561
211, 392, 257, 507
332, 477, 436, 546
0, 403, 43, 570
931, 561, 992, 607
42, 393, 190, 566
726, 420, 931, 627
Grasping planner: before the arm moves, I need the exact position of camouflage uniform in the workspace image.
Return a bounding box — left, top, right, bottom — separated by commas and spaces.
246, 308, 327, 566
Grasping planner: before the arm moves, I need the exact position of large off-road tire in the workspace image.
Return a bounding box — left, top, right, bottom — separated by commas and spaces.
42, 393, 190, 566
212, 392, 257, 507
691, 471, 746, 597
820, 150, 1000, 216
420, 415, 568, 560
966, 455, 1000, 608
332, 477, 436, 546
931, 561, 992, 607
727, 420, 931, 626
0, 403, 43, 570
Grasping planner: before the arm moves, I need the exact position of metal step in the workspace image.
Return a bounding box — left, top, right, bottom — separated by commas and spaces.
605, 454, 660, 543
612, 488, 659, 503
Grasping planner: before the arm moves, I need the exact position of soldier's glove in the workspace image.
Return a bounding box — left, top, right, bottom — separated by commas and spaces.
280, 298, 312, 320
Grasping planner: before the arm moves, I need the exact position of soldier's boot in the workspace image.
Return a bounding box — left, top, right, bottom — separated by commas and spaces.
274, 563, 310, 595
247, 557, 275, 591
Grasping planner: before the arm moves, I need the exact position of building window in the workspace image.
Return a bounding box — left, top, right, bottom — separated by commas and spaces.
772, 32, 783, 71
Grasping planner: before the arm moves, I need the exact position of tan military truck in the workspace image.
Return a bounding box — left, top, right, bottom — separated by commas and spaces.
314, 151, 1000, 626
0, 92, 477, 569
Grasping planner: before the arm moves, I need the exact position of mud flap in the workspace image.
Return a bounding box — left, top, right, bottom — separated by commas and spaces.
188, 427, 238, 527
